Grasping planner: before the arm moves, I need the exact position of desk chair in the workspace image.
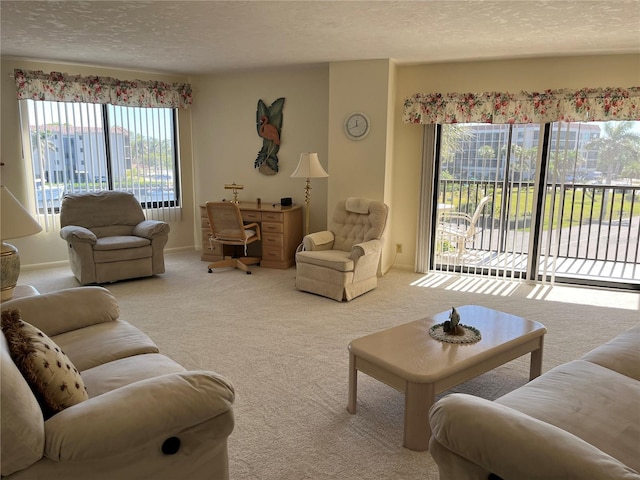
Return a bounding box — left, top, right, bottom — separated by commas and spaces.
205, 202, 261, 274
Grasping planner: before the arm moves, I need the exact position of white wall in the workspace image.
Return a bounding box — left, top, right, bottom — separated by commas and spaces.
327, 60, 395, 272
190, 66, 329, 240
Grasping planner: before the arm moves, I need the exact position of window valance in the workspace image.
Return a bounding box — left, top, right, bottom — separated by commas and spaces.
14, 69, 192, 109
403, 87, 640, 125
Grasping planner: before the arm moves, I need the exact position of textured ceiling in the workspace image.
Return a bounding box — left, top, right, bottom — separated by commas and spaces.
1, 1, 639, 75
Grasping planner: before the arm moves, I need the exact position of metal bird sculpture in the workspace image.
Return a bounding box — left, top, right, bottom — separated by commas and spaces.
255, 97, 285, 175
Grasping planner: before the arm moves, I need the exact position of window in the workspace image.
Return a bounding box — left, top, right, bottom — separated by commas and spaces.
21, 99, 180, 213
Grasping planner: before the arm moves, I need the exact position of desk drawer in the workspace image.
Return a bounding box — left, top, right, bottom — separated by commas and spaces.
262, 212, 283, 223
262, 246, 284, 261
242, 211, 261, 222
262, 233, 283, 248
262, 222, 283, 234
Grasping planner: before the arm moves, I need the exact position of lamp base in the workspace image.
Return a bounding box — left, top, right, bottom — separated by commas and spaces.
1, 241, 20, 301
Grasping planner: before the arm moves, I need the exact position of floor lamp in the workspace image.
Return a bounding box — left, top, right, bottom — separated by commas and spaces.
1, 185, 42, 301
291, 153, 328, 236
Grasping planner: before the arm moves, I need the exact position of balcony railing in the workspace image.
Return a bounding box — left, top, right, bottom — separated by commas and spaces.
435, 180, 640, 287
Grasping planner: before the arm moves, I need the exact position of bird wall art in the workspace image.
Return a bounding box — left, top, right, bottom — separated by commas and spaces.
255, 97, 285, 175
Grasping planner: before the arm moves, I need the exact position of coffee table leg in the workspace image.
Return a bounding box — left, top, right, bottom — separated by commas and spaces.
529, 335, 544, 380
403, 382, 434, 451
347, 351, 357, 414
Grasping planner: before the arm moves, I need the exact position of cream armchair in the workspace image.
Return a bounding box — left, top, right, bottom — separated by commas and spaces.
295, 198, 388, 301
60, 191, 170, 285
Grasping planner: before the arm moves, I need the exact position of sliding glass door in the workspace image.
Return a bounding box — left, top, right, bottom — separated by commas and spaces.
432, 121, 640, 289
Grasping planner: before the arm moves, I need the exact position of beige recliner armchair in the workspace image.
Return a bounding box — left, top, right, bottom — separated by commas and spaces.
60, 191, 170, 285
295, 197, 388, 302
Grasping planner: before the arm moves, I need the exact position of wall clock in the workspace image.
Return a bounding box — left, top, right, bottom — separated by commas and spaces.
344, 112, 370, 141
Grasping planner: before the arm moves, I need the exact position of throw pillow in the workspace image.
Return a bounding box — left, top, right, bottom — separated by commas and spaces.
1, 309, 88, 418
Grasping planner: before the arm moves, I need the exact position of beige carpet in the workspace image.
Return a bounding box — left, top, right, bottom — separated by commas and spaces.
20, 251, 640, 480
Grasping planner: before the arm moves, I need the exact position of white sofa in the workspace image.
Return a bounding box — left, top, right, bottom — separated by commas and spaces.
1, 287, 235, 480
428, 326, 640, 480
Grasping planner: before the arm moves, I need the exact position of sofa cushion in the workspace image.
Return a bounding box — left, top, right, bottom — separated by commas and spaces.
1, 332, 45, 476
1, 286, 120, 337
1, 309, 88, 418
81, 353, 186, 397
581, 326, 640, 381
53, 320, 159, 371
497, 359, 640, 472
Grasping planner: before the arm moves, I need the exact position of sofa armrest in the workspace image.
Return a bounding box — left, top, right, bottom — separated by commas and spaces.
1, 287, 119, 337
429, 393, 639, 480
302, 231, 335, 251
60, 225, 97, 244
44, 371, 235, 462
133, 220, 170, 239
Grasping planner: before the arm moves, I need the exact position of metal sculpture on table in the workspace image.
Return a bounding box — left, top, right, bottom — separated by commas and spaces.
255, 97, 285, 175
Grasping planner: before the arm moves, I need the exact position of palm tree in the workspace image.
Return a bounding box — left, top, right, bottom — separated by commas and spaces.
30, 129, 57, 182
586, 121, 640, 220
440, 125, 472, 176
477, 145, 495, 180
586, 121, 640, 184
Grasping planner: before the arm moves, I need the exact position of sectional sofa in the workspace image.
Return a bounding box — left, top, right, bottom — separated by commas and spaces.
429, 325, 640, 479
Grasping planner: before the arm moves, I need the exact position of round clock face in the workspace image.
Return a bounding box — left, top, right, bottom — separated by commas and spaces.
344, 113, 370, 140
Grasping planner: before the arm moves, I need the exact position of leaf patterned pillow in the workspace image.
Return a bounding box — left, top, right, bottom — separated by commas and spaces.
1, 309, 88, 418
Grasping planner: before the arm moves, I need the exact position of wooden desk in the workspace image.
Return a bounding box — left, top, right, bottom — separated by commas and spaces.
200, 203, 303, 269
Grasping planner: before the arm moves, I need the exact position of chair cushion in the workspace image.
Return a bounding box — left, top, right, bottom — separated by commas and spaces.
345, 197, 371, 214
296, 249, 354, 272
93, 236, 151, 251
331, 199, 388, 251
1, 309, 88, 419
60, 191, 145, 229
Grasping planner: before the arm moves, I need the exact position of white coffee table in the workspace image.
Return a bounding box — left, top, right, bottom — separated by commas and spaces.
347, 305, 546, 451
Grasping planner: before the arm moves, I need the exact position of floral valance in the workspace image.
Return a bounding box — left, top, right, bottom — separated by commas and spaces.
14, 69, 192, 109
403, 87, 640, 125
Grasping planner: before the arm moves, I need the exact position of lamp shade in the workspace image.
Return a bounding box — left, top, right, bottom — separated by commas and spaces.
291, 153, 328, 178
1, 185, 42, 240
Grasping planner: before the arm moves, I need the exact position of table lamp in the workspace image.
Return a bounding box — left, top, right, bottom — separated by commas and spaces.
291, 153, 328, 236
1, 185, 42, 301
224, 183, 244, 204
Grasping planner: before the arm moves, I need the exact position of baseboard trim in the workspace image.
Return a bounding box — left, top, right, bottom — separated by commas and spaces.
21, 246, 198, 271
